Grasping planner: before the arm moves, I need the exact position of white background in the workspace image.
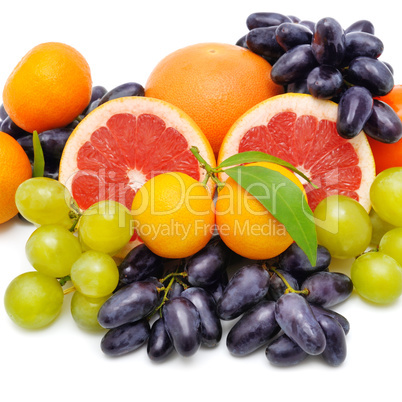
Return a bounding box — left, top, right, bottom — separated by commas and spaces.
1, 1, 401, 401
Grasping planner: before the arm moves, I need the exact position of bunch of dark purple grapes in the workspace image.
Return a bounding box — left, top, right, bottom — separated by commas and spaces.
97, 236, 353, 367
0, 82, 144, 179
237, 12, 402, 144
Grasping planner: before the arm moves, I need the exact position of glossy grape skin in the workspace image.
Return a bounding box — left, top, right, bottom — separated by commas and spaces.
186, 236, 229, 287
307, 65, 343, 99
302, 272, 353, 308
268, 269, 299, 301
369, 208, 396, 246
98, 82, 145, 106
167, 281, 185, 299
162, 297, 201, 357
363, 99, 402, 144
1, 116, 29, 139
346, 57, 394, 97
379, 227, 402, 266
147, 317, 175, 362
336, 86, 373, 139
275, 23, 312, 52
246, 27, 285, 61
181, 287, 222, 347
265, 334, 308, 366
275, 292, 326, 355
25, 224, 82, 278
101, 319, 150, 357
0, 103, 8, 120
246, 12, 292, 30
314, 195, 372, 259
235, 34, 248, 49
310, 304, 350, 335
311, 17, 345, 66
317, 314, 347, 366
351, 251, 402, 304
118, 243, 164, 286
345, 20, 375, 34
299, 20, 315, 33
97, 280, 160, 328
287, 79, 309, 94
217, 264, 270, 320
370, 168, 402, 225
70, 251, 119, 298
344, 32, 383, 63
278, 243, 331, 284
4, 271, 64, 329
226, 300, 280, 356
270, 45, 318, 86
70, 292, 110, 332
82, 86, 108, 114
202, 271, 228, 303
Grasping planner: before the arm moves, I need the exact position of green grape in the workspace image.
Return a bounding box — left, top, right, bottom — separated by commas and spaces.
4, 271, 64, 329
370, 167, 402, 226
70, 291, 109, 332
70, 250, 119, 298
15, 177, 75, 229
369, 208, 397, 246
379, 227, 402, 267
314, 195, 372, 259
351, 251, 402, 304
78, 200, 133, 255
25, 224, 82, 277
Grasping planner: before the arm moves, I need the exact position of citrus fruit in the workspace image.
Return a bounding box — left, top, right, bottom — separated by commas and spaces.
218, 93, 375, 212
0, 131, 32, 224
145, 42, 283, 155
59, 96, 215, 257
215, 161, 306, 260
2, 42, 92, 133
132, 172, 215, 259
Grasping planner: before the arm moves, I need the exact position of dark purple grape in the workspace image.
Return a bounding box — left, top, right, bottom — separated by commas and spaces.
299, 20, 315, 33
97, 280, 160, 328
275, 292, 326, 355
0, 104, 8, 121
162, 297, 201, 357
85, 98, 101, 115
344, 32, 383, 64
246, 12, 292, 30
236, 35, 248, 48
217, 263, 270, 320
270, 45, 318, 85
101, 319, 150, 357
186, 236, 229, 287
317, 314, 347, 366
288, 15, 300, 23
1, 116, 29, 139
336, 86, 373, 139
246, 27, 285, 61
302, 272, 353, 308
287, 79, 309, 94
118, 243, 164, 286
43, 162, 59, 180
98, 82, 145, 106
147, 317, 174, 362
226, 300, 280, 356
310, 304, 350, 335
268, 269, 299, 301
345, 20, 375, 34
181, 287, 222, 347
307, 65, 343, 99
82, 85, 108, 114
167, 281, 184, 299
275, 23, 313, 52
265, 334, 308, 366
278, 243, 331, 284
383, 62, 394, 75
346, 57, 394, 96
312, 17, 345, 66
363, 99, 402, 143
202, 270, 228, 303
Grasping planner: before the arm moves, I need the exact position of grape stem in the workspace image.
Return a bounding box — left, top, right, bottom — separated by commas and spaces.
63, 286, 76, 295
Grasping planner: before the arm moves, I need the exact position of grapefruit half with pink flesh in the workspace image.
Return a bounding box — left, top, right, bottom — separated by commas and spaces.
218, 93, 375, 212
59, 96, 216, 258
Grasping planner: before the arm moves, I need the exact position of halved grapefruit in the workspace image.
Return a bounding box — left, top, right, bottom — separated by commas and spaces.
218, 93, 375, 212
59, 96, 216, 257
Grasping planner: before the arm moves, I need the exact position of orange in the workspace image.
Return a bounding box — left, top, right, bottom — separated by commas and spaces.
132, 172, 215, 259
3, 42, 92, 133
145, 42, 283, 155
215, 162, 306, 260
59, 96, 216, 257
218, 93, 376, 212
368, 85, 402, 174
0, 131, 32, 223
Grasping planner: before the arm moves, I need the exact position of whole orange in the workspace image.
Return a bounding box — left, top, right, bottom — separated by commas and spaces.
215, 162, 306, 260
145, 42, 283, 155
0, 131, 32, 224
3, 42, 92, 133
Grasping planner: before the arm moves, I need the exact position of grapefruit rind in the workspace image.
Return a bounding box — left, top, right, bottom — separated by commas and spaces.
217, 93, 375, 212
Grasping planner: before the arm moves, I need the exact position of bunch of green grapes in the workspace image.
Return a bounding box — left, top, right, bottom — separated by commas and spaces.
4, 177, 133, 330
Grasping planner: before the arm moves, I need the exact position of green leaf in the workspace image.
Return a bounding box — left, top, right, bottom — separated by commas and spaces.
224, 165, 317, 266
32, 131, 45, 177
218, 151, 318, 188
